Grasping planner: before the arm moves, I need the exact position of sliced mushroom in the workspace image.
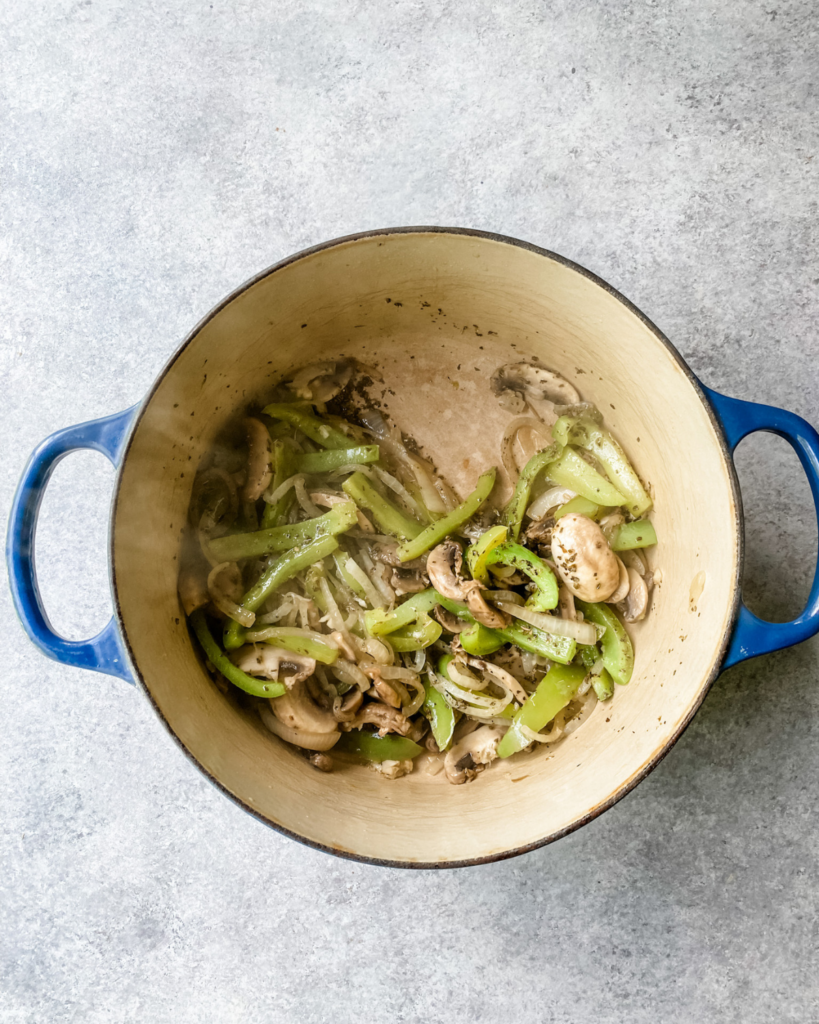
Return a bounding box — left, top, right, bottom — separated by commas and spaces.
328, 631, 358, 662
269, 677, 338, 734
287, 359, 353, 403
444, 725, 505, 785
242, 417, 273, 501
207, 561, 255, 627
349, 702, 411, 737
606, 557, 631, 604
332, 688, 364, 722
551, 513, 621, 602
307, 752, 334, 772
232, 645, 316, 687
258, 700, 339, 752
434, 605, 467, 633
557, 585, 576, 621
390, 567, 429, 595
426, 539, 510, 629
490, 361, 580, 414
372, 759, 414, 779
618, 568, 649, 622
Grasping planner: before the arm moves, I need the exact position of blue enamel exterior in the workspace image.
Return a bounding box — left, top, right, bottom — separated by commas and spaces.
5, 406, 139, 682
702, 386, 819, 667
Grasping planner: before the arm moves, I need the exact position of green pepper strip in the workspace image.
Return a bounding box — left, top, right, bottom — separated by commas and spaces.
262, 403, 354, 450
610, 519, 658, 551
223, 534, 341, 650
386, 614, 442, 652
334, 730, 423, 763
497, 663, 587, 758
554, 496, 601, 520
293, 445, 380, 474
210, 501, 358, 562
260, 439, 295, 530
553, 417, 652, 516
465, 525, 508, 583
459, 621, 504, 657
397, 468, 497, 563
501, 445, 562, 541
546, 447, 627, 507
591, 668, 614, 701
433, 594, 576, 664
422, 681, 456, 751
342, 472, 424, 540
575, 599, 634, 685
189, 609, 286, 698
484, 541, 559, 612
244, 628, 339, 665
364, 588, 439, 635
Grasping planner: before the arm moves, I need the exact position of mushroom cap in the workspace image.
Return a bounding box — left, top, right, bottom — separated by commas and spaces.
606, 557, 631, 605
270, 678, 338, 734
242, 417, 273, 502
232, 645, 316, 686
550, 513, 621, 602
443, 725, 505, 784
490, 361, 580, 413
619, 568, 649, 622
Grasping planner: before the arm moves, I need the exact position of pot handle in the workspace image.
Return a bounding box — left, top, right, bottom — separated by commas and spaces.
5, 406, 140, 682
703, 386, 819, 667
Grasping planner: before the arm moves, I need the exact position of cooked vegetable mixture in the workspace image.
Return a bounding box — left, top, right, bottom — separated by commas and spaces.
179, 358, 659, 783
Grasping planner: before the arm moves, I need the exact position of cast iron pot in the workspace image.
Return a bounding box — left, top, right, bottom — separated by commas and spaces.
7, 228, 819, 868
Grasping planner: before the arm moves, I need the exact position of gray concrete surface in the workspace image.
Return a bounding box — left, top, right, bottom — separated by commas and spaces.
2, 1, 818, 1021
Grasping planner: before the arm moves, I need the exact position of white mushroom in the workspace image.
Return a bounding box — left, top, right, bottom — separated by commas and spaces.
444, 725, 505, 785
269, 677, 338, 735
606, 557, 631, 604
242, 417, 273, 501
349, 702, 411, 737
426, 540, 510, 629
618, 568, 649, 622
258, 699, 339, 752
232, 645, 316, 687
287, 359, 353, 403
490, 361, 580, 414
372, 759, 414, 779
550, 513, 621, 602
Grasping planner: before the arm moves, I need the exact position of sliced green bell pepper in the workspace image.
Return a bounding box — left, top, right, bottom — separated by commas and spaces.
294, 444, 380, 474
500, 444, 562, 541
262, 403, 354, 449
484, 541, 559, 612
546, 447, 627, 507
223, 534, 341, 650
342, 472, 423, 540
386, 614, 442, 651
210, 501, 357, 562
465, 525, 508, 583
553, 495, 601, 520
364, 588, 439, 635
397, 468, 497, 563
260, 438, 295, 530
553, 417, 652, 516
609, 519, 658, 551
189, 609, 286, 698
334, 730, 423, 763
575, 599, 633, 684
497, 663, 587, 758
459, 621, 505, 657
421, 681, 456, 751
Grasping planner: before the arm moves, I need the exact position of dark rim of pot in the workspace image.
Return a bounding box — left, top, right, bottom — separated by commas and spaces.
109, 225, 744, 870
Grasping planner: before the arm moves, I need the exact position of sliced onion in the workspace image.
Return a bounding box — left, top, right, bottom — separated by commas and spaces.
469, 658, 528, 703
488, 595, 598, 645
501, 416, 555, 482
435, 671, 512, 712
258, 702, 340, 751
402, 675, 426, 717
207, 562, 255, 627
447, 662, 486, 691
526, 485, 577, 521
294, 477, 322, 517
330, 659, 370, 692
245, 626, 338, 647
358, 635, 394, 665
373, 466, 426, 520
264, 472, 304, 506
343, 555, 387, 610
518, 720, 564, 745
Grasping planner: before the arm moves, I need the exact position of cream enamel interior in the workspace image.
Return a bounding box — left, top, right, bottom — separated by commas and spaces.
113, 230, 739, 865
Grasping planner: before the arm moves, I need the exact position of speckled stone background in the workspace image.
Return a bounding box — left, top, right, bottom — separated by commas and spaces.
2, 1, 818, 1021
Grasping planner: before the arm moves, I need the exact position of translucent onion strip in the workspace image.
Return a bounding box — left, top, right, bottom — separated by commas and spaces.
489, 593, 598, 644
207, 562, 255, 627
343, 555, 387, 610
526, 485, 577, 522
501, 416, 554, 482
